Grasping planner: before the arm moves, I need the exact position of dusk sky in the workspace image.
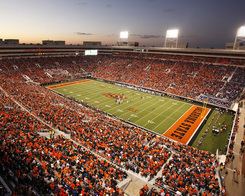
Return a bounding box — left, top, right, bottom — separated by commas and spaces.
0, 0, 244, 48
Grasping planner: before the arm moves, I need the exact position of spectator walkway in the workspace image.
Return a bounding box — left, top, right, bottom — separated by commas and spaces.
223, 101, 245, 196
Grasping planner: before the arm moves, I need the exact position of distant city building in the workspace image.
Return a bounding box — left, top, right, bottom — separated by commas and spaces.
117, 41, 139, 47
225, 42, 234, 49
83, 41, 102, 46
128, 42, 139, 47
3, 39, 19, 45
42, 40, 54, 45
42, 40, 65, 45
54, 40, 65, 45
0, 39, 3, 45
117, 41, 128, 46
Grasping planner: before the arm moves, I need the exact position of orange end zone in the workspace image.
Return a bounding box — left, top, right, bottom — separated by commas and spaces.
163, 105, 210, 145
47, 79, 91, 89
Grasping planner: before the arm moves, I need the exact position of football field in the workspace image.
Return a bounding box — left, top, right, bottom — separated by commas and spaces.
49, 79, 208, 136
47, 79, 234, 153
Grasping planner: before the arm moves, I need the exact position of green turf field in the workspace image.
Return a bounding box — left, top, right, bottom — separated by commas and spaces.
192, 109, 234, 154
49, 79, 234, 154
50, 79, 192, 134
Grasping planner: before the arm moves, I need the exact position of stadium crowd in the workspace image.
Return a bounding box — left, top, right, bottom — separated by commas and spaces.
1, 53, 243, 195
155, 147, 220, 195
81, 54, 244, 108
0, 54, 244, 108
0, 74, 172, 179
0, 92, 127, 195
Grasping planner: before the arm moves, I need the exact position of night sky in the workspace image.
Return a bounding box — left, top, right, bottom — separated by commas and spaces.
0, 0, 244, 48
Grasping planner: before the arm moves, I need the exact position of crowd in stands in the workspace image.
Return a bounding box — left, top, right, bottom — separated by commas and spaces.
82, 54, 244, 108
139, 184, 174, 196
0, 74, 172, 180
1, 53, 243, 195
0, 54, 244, 108
155, 147, 220, 195
0, 92, 127, 195
0, 56, 87, 84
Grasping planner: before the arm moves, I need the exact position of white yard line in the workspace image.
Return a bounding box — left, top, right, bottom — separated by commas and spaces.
105, 93, 147, 113
134, 99, 171, 124
161, 105, 194, 134
119, 97, 161, 119
64, 85, 107, 97
152, 103, 190, 130
58, 86, 99, 98
94, 89, 128, 107
139, 101, 179, 126
63, 84, 124, 106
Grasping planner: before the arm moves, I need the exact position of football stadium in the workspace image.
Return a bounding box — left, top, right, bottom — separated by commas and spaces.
1, 1, 245, 196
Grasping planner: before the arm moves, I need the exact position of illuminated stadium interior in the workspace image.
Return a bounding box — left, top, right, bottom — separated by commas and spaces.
0, 46, 245, 196
1, 1, 245, 196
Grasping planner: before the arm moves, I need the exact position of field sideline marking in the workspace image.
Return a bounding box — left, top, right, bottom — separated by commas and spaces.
150, 103, 187, 129
47, 79, 91, 89
62, 82, 114, 97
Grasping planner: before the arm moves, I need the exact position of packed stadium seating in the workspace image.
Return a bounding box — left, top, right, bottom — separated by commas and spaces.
1, 54, 244, 108
86, 55, 244, 108
0, 92, 127, 195
1, 53, 244, 195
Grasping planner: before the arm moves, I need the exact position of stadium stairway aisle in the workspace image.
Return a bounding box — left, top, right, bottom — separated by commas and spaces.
148, 154, 173, 185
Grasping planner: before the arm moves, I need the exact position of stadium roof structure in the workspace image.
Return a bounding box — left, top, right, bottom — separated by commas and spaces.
1, 44, 245, 60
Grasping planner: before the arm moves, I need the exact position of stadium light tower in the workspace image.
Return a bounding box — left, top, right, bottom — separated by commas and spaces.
119, 31, 129, 46
233, 25, 245, 50
120, 31, 129, 39
164, 29, 179, 48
